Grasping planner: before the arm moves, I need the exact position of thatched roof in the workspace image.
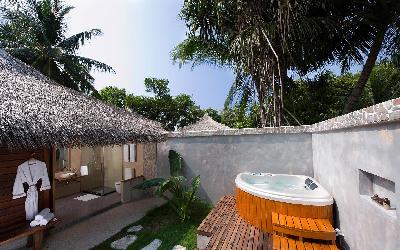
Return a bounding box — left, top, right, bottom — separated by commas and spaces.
0, 49, 167, 149
180, 114, 230, 132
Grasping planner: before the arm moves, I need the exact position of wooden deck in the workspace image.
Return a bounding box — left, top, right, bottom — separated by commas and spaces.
198, 195, 272, 249
197, 196, 338, 250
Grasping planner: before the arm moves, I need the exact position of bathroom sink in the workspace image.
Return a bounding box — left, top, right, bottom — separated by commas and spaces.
56, 172, 76, 180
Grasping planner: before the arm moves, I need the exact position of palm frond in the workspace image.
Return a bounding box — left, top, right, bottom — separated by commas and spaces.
64, 54, 115, 73
58, 29, 102, 52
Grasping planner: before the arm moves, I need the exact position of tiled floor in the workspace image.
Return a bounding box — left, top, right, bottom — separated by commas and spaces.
54, 192, 121, 231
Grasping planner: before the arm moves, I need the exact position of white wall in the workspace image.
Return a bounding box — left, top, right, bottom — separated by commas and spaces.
312, 123, 400, 250
157, 133, 313, 204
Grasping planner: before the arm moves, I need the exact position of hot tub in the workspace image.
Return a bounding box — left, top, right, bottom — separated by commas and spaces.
235, 172, 334, 233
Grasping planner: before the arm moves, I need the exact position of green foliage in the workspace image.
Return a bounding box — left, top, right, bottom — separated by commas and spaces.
144, 78, 171, 98
204, 108, 222, 123
93, 200, 212, 250
221, 105, 259, 129
136, 149, 201, 222
133, 178, 166, 190
0, 0, 114, 94
99, 86, 127, 108
368, 61, 400, 104
169, 150, 182, 176
99, 78, 204, 131
220, 62, 400, 127
156, 175, 201, 222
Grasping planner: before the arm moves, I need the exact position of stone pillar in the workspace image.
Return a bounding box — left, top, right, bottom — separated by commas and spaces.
143, 143, 157, 180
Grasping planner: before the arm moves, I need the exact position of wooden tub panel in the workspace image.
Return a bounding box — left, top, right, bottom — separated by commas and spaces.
235, 187, 333, 233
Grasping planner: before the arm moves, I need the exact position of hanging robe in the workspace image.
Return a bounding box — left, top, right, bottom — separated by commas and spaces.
12, 159, 51, 220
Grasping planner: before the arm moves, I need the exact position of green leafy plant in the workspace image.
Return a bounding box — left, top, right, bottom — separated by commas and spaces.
156, 175, 201, 222
134, 150, 201, 221
169, 150, 183, 176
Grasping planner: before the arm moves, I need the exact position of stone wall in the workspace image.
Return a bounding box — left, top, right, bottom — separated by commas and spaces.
143, 143, 157, 180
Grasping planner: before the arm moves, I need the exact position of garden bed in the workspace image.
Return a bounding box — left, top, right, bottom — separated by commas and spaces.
91, 200, 212, 250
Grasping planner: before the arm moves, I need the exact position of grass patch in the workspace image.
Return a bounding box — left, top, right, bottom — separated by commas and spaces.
91, 200, 212, 250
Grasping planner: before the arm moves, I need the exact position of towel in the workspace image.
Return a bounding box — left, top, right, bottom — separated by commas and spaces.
29, 219, 41, 227
34, 208, 51, 221
39, 212, 54, 226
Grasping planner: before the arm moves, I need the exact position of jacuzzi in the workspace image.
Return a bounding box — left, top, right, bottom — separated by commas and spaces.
235, 172, 334, 233
235, 172, 333, 206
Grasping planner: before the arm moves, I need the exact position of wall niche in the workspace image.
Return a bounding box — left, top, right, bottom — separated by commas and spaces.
359, 169, 396, 217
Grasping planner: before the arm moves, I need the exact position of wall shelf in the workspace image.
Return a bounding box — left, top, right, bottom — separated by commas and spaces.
359, 169, 396, 218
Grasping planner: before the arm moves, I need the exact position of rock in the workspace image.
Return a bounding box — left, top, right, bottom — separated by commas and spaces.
172, 245, 186, 250
127, 225, 143, 233
111, 235, 138, 250
141, 239, 162, 250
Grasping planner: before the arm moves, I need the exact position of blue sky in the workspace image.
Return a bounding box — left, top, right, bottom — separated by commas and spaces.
65, 0, 235, 110
65, 0, 361, 110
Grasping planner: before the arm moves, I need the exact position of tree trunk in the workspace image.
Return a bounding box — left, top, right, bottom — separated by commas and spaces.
342, 27, 387, 114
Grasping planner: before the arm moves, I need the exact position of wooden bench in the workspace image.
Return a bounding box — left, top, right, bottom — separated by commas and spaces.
0, 218, 58, 250
273, 235, 338, 250
272, 212, 336, 243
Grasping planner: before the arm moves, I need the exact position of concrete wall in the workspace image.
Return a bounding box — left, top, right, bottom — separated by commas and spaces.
157, 133, 313, 204
312, 122, 400, 250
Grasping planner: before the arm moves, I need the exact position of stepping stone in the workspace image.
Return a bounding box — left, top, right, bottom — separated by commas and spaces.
141, 239, 162, 250
172, 245, 186, 250
111, 235, 138, 250
127, 225, 143, 233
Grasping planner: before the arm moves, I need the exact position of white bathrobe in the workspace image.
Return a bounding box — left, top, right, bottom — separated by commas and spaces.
12, 159, 51, 220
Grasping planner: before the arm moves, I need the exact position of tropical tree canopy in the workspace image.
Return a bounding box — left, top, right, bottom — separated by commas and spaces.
99, 78, 219, 131
0, 0, 114, 94
174, 0, 345, 127
174, 0, 400, 123
336, 0, 400, 113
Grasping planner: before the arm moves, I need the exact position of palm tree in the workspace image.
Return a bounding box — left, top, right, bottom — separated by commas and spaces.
341, 0, 400, 114
0, 0, 114, 94
176, 0, 341, 127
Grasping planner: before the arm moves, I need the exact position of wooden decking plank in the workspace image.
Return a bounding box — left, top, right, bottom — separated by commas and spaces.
314, 219, 328, 232
292, 216, 303, 230
320, 244, 331, 250
252, 227, 261, 250
208, 198, 235, 249
300, 218, 311, 231
288, 238, 297, 250
261, 232, 271, 250
328, 244, 339, 250
232, 218, 247, 250
272, 212, 279, 225
246, 225, 256, 250
280, 235, 289, 250
304, 242, 313, 250
312, 242, 322, 250
279, 214, 287, 227
220, 216, 241, 249
306, 218, 319, 232
296, 240, 306, 250
272, 234, 280, 250
237, 220, 251, 250
320, 219, 335, 232
286, 215, 294, 228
